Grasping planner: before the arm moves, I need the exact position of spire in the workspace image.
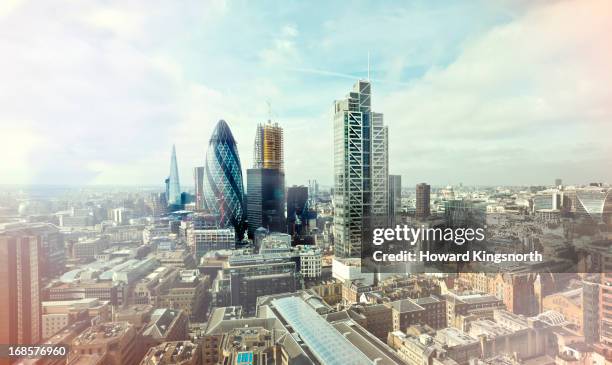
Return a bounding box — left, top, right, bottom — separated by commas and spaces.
167, 144, 181, 206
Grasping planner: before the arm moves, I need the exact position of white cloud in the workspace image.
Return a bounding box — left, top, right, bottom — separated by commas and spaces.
380, 0, 612, 185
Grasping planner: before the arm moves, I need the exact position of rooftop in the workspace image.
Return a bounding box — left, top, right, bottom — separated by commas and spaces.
388, 298, 425, 313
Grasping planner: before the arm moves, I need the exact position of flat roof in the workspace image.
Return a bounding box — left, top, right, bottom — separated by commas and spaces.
272, 297, 372, 365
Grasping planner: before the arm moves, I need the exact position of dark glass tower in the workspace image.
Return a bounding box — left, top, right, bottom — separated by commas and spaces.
203, 120, 246, 238
246, 121, 286, 237
286, 185, 308, 237
247, 168, 285, 236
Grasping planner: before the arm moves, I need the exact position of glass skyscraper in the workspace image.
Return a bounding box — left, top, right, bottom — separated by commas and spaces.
333, 80, 388, 258
167, 144, 181, 206
203, 120, 247, 238
247, 121, 286, 237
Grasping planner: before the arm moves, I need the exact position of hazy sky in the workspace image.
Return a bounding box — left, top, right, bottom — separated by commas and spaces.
0, 0, 610, 188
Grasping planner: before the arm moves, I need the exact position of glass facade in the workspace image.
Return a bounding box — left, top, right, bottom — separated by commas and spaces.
203, 120, 246, 237
167, 145, 181, 206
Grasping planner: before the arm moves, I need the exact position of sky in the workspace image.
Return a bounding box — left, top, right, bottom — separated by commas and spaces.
0, 0, 611, 188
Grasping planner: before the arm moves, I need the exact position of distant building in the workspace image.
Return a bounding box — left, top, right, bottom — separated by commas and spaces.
140, 341, 201, 365
188, 228, 235, 262
416, 183, 431, 218
193, 166, 205, 211
542, 288, 583, 334
69, 322, 144, 365
600, 251, 612, 347
211, 255, 301, 314
41, 298, 111, 340
204, 291, 403, 364
142, 308, 189, 345
167, 145, 182, 207
388, 175, 402, 225
286, 185, 308, 237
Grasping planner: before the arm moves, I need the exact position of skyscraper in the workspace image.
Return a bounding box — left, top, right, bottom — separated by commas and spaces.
167, 144, 181, 206
286, 185, 308, 237
247, 169, 285, 236
333, 80, 388, 258
0, 229, 42, 346
416, 183, 431, 218
253, 122, 284, 170
388, 175, 402, 225
194, 166, 205, 210
247, 122, 285, 237
203, 120, 247, 238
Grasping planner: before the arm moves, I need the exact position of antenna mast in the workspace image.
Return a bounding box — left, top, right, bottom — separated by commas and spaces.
367, 52, 370, 81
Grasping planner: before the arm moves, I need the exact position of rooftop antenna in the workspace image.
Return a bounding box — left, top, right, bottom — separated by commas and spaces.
367, 52, 370, 81
266, 100, 272, 123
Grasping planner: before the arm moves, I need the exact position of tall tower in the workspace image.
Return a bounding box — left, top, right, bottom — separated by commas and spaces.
388, 175, 402, 225
333, 80, 388, 258
203, 120, 247, 238
416, 183, 431, 219
247, 121, 285, 237
253, 122, 284, 170
167, 144, 181, 206
0, 230, 42, 346
193, 166, 205, 210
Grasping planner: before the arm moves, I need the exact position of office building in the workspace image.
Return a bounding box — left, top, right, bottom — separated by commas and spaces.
247, 122, 285, 237
0, 231, 42, 345
388, 174, 402, 225
582, 280, 600, 344
203, 120, 247, 238
167, 144, 181, 207
416, 183, 431, 218
188, 228, 235, 262
246, 168, 285, 236
252, 121, 284, 170
204, 291, 403, 365
70, 322, 144, 365
193, 166, 205, 210
600, 251, 612, 347
211, 255, 301, 314
140, 341, 201, 365
286, 185, 309, 237
333, 79, 389, 258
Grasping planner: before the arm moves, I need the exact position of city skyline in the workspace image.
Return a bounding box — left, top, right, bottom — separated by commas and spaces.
1, 0, 611, 187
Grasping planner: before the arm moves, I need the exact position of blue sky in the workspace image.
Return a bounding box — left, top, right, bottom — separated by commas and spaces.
1, 0, 611, 187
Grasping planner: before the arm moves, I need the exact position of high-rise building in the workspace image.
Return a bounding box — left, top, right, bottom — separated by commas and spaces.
246, 169, 285, 236
415, 183, 431, 219
555, 178, 562, 187
194, 166, 205, 210
388, 175, 402, 225
600, 252, 612, 346
333, 80, 388, 258
286, 186, 308, 237
203, 120, 247, 238
0, 230, 42, 345
247, 121, 285, 237
253, 122, 284, 170
167, 145, 182, 207
308, 179, 319, 205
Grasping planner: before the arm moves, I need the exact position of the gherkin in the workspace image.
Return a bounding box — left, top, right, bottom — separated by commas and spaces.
203, 120, 246, 238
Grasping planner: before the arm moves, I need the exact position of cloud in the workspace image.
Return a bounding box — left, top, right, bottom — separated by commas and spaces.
380, 0, 612, 186
0, 0, 609, 188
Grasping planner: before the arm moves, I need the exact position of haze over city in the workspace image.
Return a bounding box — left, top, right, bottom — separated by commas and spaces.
1, 0, 611, 187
